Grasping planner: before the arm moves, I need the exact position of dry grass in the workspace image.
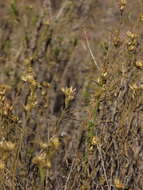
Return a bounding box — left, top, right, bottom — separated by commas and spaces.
0, 0, 143, 189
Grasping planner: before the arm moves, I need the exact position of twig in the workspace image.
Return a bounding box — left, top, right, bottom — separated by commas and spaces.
64, 159, 75, 190
84, 30, 100, 70
97, 145, 111, 190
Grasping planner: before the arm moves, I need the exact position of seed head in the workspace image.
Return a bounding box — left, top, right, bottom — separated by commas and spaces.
0, 141, 15, 151
114, 178, 125, 189
0, 160, 5, 170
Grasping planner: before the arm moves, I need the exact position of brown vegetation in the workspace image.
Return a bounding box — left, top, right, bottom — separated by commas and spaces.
0, 0, 143, 189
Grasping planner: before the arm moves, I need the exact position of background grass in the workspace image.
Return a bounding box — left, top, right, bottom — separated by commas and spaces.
0, 0, 143, 189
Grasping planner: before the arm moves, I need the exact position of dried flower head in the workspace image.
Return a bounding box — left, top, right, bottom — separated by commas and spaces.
129, 83, 140, 91
97, 72, 108, 86
126, 31, 137, 39
113, 36, 122, 47
114, 178, 125, 189
119, 0, 127, 14
113, 30, 122, 47
21, 58, 38, 87
32, 152, 51, 168
0, 160, 5, 170
39, 142, 48, 149
61, 86, 76, 107
24, 90, 38, 111
120, 0, 126, 5
42, 81, 50, 88
126, 31, 138, 52
0, 84, 11, 102
21, 68, 37, 87
99, 176, 106, 185
61, 86, 76, 100
139, 14, 143, 22
0, 141, 15, 151
135, 60, 143, 68
91, 136, 100, 145
51, 137, 60, 149
89, 145, 94, 152
32, 152, 46, 164
129, 83, 143, 98
0, 85, 9, 94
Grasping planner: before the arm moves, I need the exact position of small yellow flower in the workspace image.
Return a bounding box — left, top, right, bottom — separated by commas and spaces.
128, 45, 135, 51
121, 0, 126, 5
0, 141, 15, 151
61, 86, 76, 100
126, 32, 138, 52
42, 81, 50, 88
0, 84, 11, 95
61, 86, 76, 107
129, 83, 140, 91
135, 60, 143, 68
113, 36, 121, 47
91, 136, 100, 145
32, 153, 52, 168
139, 14, 143, 22
119, 0, 127, 12
51, 137, 60, 149
39, 142, 48, 149
0, 161, 5, 170
114, 178, 125, 189
126, 31, 137, 39
99, 176, 106, 185
89, 145, 94, 151
32, 152, 46, 164
45, 160, 52, 168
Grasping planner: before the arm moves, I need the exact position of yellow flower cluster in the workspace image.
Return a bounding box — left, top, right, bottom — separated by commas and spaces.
22, 58, 38, 111
135, 60, 143, 68
0, 84, 11, 102
129, 82, 143, 99
89, 136, 101, 152
113, 32, 122, 47
119, 0, 127, 14
0, 140, 15, 170
126, 31, 138, 52
0, 160, 5, 170
0, 140, 15, 151
32, 137, 60, 169
114, 178, 125, 189
97, 72, 108, 86
0, 84, 19, 122
139, 14, 143, 22
32, 152, 52, 168
21, 60, 37, 87
61, 86, 76, 108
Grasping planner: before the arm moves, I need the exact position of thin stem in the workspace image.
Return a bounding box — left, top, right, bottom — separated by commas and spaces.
84, 30, 100, 71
